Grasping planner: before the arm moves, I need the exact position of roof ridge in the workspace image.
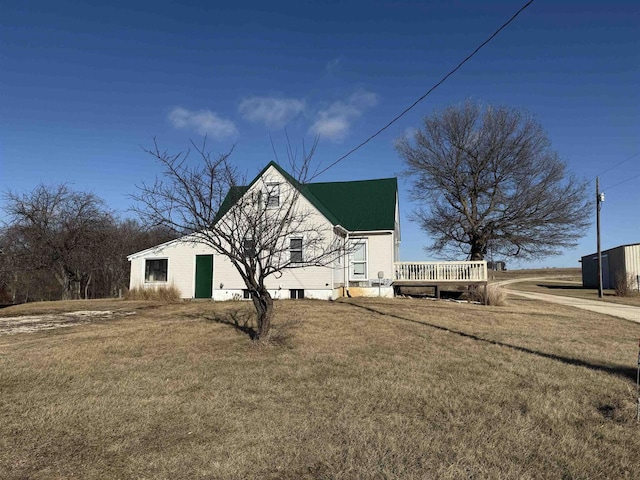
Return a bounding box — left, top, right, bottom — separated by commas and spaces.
308, 177, 397, 186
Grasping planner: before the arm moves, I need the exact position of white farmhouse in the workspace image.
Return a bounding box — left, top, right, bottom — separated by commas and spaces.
128, 162, 401, 300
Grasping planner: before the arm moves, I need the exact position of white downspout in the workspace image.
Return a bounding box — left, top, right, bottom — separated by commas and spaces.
333, 225, 350, 298
344, 231, 349, 297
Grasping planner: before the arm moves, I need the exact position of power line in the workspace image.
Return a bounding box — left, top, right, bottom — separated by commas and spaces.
311, 0, 536, 180
603, 170, 640, 191
587, 151, 640, 186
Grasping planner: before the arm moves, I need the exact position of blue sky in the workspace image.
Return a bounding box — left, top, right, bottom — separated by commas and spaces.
1, 1, 638, 268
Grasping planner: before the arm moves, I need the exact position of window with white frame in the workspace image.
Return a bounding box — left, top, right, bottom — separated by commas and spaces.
350, 240, 367, 280
266, 182, 280, 208
145, 258, 168, 282
290, 238, 303, 264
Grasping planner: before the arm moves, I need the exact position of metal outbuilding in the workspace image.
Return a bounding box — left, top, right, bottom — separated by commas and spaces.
581, 243, 640, 290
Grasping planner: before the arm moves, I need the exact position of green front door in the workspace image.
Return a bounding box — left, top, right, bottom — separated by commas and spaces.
195, 255, 213, 299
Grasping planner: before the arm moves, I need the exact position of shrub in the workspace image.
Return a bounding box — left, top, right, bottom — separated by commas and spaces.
614, 273, 639, 297
471, 284, 507, 306
124, 285, 182, 303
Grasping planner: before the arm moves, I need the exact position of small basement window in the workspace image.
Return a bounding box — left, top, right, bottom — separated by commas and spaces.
243, 289, 253, 300
145, 259, 168, 282
290, 289, 304, 299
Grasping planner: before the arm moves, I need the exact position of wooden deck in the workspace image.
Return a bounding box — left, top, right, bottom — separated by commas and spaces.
394, 261, 488, 284
393, 261, 488, 301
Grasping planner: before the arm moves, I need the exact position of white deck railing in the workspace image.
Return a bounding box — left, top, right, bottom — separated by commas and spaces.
394, 261, 488, 282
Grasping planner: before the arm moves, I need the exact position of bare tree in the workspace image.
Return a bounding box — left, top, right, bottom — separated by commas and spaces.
1, 186, 179, 303
132, 139, 342, 340
2, 184, 114, 300
396, 101, 590, 261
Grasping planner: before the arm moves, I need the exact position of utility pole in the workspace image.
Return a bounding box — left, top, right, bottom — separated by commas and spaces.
596, 177, 604, 299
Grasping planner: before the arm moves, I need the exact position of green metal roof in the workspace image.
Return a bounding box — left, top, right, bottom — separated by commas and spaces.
214, 162, 398, 232
213, 185, 248, 224
305, 178, 398, 231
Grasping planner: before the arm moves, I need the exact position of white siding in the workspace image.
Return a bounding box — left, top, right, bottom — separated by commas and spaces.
352, 232, 394, 284
370, 232, 394, 282
129, 240, 215, 298
212, 253, 334, 300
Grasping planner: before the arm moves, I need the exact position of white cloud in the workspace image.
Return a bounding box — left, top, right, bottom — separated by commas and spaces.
310, 117, 351, 140
168, 107, 238, 140
309, 90, 379, 142
238, 96, 305, 129
349, 89, 378, 109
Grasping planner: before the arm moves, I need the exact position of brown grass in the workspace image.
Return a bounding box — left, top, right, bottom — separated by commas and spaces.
488, 267, 581, 282
1, 297, 639, 479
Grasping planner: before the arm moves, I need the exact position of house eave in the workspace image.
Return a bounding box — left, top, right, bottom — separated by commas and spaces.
347, 229, 394, 235
127, 235, 191, 261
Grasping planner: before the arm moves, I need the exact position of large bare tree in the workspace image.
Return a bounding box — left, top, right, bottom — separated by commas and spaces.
396, 101, 590, 260
132, 139, 342, 340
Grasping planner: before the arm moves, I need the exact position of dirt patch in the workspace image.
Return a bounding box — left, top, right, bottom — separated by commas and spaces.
0, 310, 136, 335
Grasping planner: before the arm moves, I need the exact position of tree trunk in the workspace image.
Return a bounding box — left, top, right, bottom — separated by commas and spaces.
252, 288, 274, 341
84, 272, 92, 299
470, 248, 484, 261
54, 266, 74, 300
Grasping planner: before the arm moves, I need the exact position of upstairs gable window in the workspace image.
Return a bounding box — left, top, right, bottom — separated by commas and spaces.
266, 183, 280, 208
243, 238, 256, 258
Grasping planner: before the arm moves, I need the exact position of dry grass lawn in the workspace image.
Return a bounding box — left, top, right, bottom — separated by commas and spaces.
488, 267, 581, 282
1, 297, 640, 479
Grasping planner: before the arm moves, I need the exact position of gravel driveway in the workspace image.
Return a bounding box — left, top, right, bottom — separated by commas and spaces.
497, 278, 640, 324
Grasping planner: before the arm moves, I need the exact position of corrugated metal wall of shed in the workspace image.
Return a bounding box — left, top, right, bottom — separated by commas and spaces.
623, 244, 640, 290
581, 243, 640, 289
607, 246, 626, 289
581, 254, 598, 288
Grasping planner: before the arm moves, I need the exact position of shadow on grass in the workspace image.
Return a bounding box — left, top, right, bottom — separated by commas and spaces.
540, 285, 587, 290
539, 285, 620, 298
346, 301, 638, 383
203, 310, 257, 340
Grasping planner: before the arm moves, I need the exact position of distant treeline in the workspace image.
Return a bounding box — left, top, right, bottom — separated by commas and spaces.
0, 184, 177, 304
